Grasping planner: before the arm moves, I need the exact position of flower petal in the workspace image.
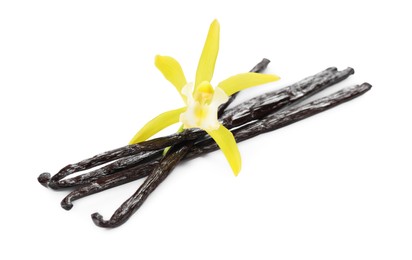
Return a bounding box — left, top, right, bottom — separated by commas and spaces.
211, 86, 229, 106
195, 19, 220, 87
218, 72, 280, 96
129, 107, 186, 144
206, 125, 241, 176
155, 55, 187, 99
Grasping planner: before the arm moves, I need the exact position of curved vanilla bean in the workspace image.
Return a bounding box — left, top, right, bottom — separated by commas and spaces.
91, 141, 193, 228
61, 160, 159, 210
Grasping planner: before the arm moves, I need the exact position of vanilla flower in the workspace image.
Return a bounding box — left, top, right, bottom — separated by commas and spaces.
129, 20, 279, 175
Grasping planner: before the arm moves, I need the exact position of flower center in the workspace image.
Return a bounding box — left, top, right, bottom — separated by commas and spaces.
194, 81, 214, 105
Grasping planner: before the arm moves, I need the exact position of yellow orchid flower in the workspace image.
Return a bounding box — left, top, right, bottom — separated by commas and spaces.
129, 19, 280, 175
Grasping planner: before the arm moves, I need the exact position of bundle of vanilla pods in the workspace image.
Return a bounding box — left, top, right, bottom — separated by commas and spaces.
38, 59, 372, 228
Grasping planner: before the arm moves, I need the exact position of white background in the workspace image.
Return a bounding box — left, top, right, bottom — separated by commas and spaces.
1, 0, 411, 259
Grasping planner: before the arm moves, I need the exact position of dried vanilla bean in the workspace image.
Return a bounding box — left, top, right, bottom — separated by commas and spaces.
62, 83, 371, 211
86, 83, 371, 227
41, 66, 353, 189
91, 141, 193, 228
50, 151, 162, 189
61, 159, 160, 210
220, 67, 354, 127
40, 132, 197, 189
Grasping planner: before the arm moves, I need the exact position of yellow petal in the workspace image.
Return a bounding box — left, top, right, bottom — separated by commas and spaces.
195, 19, 220, 88
129, 107, 186, 144
218, 72, 280, 96
155, 55, 187, 99
206, 125, 241, 176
